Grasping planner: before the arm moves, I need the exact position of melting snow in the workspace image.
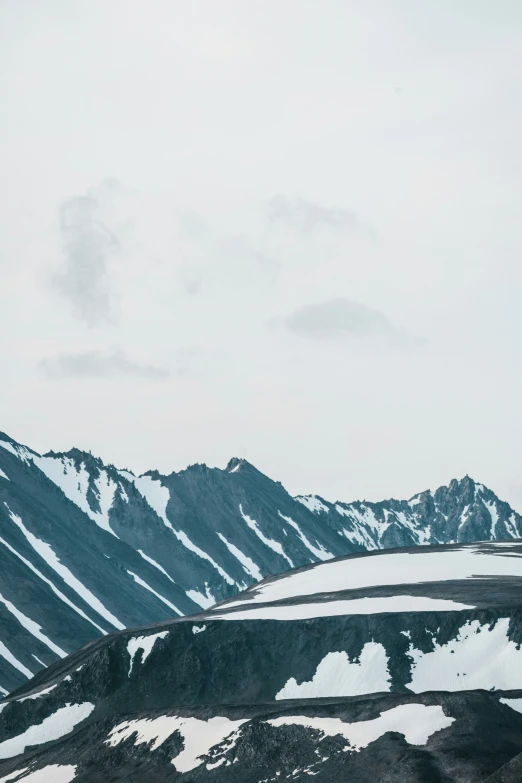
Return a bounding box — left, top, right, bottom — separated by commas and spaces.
0, 766, 77, 783
268, 703, 454, 750
186, 587, 215, 610
17, 685, 58, 703
126, 571, 182, 616
408, 617, 522, 692
213, 595, 475, 621
485, 501, 499, 538
294, 496, 329, 514
32, 457, 119, 538
0, 531, 106, 635
0, 703, 94, 759
6, 509, 123, 630
217, 533, 262, 580
275, 643, 390, 700
127, 631, 169, 676
278, 512, 332, 561
0, 589, 66, 658
137, 550, 175, 583
106, 715, 247, 772
239, 505, 294, 567
0, 641, 32, 679
223, 545, 522, 609
0, 441, 32, 463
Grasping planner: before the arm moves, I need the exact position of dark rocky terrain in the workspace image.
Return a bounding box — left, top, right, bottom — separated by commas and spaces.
0, 430, 521, 693
1, 541, 522, 781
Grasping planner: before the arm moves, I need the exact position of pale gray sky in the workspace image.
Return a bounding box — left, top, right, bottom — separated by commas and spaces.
2, 0, 522, 507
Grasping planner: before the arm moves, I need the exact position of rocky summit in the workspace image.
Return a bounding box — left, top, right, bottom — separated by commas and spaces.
2, 542, 522, 780
0, 431, 521, 693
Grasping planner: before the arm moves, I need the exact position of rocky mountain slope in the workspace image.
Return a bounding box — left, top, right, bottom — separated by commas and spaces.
0, 430, 521, 692
2, 541, 522, 781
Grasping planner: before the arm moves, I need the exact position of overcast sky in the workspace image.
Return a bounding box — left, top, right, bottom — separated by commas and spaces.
2, 0, 522, 507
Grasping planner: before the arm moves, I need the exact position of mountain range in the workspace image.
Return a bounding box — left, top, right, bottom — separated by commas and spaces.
2, 541, 522, 781
0, 429, 520, 695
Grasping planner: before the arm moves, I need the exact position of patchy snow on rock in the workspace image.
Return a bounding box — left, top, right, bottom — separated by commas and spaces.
192, 625, 206, 634
0, 589, 66, 658
0, 765, 77, 783
0, 530, 105, 636
224, 545, 522, 609
17, 685, 58, 703
276, 643, 391, 700
268, 703, 454, 751
239, 505, 294, 567
32, 457, 119, 538
213, 595, 475, 621
408, 617, 522, 693
0, 640, 32, 679
130, 476, 235, 585
173, 530, 235, 586
0, 441, 32, 464
0, 702, 95, 759
294, 496, 329, 514
137, 550, 175, 583
6, 509, 123, 630
106, 715, 248, 773
217, 533, 262, 580
126, 571, 182, 616
132, 475, 172, 528
127, 631, 169, 676
0, 768, 29, 783
0, 468, 9, 481
279, 512, 333, 561
186, 587, 215, 610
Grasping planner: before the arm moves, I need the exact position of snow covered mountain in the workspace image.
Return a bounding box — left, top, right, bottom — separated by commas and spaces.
0, 429, 521, 693
2, 541, 522, 781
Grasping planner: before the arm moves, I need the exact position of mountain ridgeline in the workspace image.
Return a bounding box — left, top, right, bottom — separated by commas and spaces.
3, 542, 522, 781
0, 430, 520, 693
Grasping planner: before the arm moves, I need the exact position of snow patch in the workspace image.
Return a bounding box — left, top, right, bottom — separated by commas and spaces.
0, 766, 77, 783
223, 545, 522, 609
0, 589, 66, 658
106, 715, 247, 773
268, 703, 454, 750
0, 702, 94, 759
0, 530, 106, 636
0, 640, 33, 679
279, 512, 332, 561
239, 505, 293, 567
192, 625, 207, 634
186, 587, 215, 610
408, 618, 522, 692
137, 550, 175, 583
213, 595, 475, 621
17, 685, 58, 702
217, 533, 262, 580
0, 468, 9, 481
126, 571, 182, 616
6, 509, 123, 630
127, 631, 169, 676
275, 643, 391, 700
295, 496, 329, 514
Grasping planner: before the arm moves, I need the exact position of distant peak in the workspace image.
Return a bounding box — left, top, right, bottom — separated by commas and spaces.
226, 457, 246, 474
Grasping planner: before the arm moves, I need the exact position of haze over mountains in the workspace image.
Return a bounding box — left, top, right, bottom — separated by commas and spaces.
0, 430, 521, 693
